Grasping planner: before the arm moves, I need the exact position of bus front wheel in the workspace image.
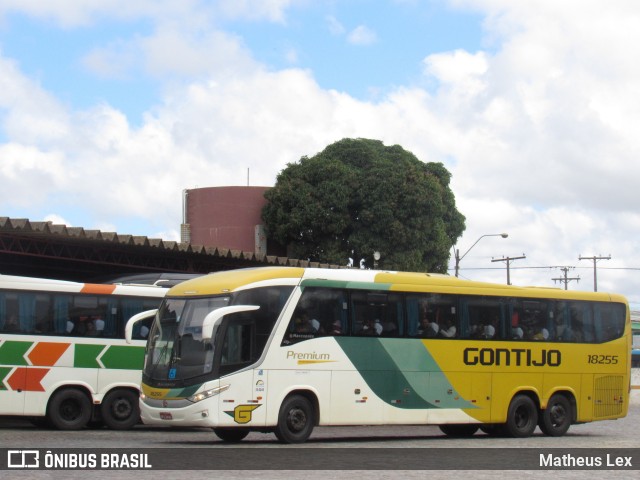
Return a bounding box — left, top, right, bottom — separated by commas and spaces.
101, 389, 140, 430
274, 394, 315, 444
47, 388, 92, 430
539, 394, 572, 437
505, 394, 538, 438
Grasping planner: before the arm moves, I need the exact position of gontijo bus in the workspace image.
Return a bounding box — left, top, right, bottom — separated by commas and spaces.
0, 274, 167, 430
128, 267, 630, 443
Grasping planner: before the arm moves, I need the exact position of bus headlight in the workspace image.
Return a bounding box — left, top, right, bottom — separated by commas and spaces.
188, 384, 230, 403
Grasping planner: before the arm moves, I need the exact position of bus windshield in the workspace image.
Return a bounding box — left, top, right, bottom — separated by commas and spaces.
143, 286, 294, 386
144, 296, 230, 383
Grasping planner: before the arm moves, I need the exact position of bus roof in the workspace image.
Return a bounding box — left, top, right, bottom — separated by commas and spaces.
166, 267, 627, 304
0, 273, 167, 297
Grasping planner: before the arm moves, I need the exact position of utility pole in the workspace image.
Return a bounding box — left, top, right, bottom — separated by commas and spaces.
552, 266, 580, 290
491, 254, 526, 285
578, 254, 611, 292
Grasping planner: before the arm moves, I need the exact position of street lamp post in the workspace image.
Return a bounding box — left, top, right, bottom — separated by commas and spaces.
454, 233, 508, 277
373, 251, 381, 269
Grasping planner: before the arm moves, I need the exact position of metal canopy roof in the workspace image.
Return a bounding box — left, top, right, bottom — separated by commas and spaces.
0, 217, 339, 282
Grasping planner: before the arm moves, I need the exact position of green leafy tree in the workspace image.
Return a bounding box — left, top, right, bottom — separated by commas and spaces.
262, 138, 465, 272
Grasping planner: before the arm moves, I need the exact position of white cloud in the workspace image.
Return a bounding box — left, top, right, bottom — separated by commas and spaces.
0, 143, 67, 207
44, 214, 71, 227
326, 15, 346, 36
347, 25, 377, 46
0, 0, 297, 27
214, 0, 297, 23
0, 54, 70, 143
81, 25, 259, 81
423, 49, 488, 101
0, 1, 196, 27
1, 0, 640, 305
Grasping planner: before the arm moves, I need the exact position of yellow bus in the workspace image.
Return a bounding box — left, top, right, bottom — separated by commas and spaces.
130, 267, 630, 443
0, 274, 167, 430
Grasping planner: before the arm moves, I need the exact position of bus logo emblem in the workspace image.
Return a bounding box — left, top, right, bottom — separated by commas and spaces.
224, 404, 261, 424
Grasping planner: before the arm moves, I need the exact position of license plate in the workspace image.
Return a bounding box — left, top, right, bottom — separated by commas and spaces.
160, 412, 173, 420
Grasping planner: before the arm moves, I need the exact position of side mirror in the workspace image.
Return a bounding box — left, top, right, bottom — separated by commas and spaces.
201, 305, 260, 341
125, 309, 158, 344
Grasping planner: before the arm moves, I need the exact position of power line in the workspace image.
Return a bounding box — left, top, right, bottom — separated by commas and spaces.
449, 265, 640, 272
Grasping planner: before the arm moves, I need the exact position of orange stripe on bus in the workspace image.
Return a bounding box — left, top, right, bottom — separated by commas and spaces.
7, 367, 48, 392
81, 283, 117, 294
28, 342, 70, 366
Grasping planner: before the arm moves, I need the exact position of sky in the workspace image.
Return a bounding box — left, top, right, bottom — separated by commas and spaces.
1, 0, 639, 308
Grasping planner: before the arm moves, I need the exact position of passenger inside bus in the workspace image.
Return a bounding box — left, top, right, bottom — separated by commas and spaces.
85, 320, 98, 336
358, 318, 381, 336
416, 315, 439, 338
3, 314, 20, 333
296, 313, 321, 334
382, 319, 398, 336
438, 317, 457, 338
533, 328, 550, 340
328, 319, 343, 335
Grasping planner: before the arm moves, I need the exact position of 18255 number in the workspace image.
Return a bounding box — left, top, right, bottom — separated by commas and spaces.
587, 354, 618, 365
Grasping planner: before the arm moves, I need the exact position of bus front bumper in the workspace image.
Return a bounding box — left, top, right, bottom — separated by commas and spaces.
140, 398, 220, 428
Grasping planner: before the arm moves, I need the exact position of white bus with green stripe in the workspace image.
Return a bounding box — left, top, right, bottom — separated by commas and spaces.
132, 267, 631, 443
0, 274, 167, 430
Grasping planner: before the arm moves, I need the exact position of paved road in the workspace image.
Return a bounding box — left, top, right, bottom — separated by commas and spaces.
1, 406, 639, 479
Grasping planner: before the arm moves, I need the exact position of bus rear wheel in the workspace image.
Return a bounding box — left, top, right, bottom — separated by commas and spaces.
274, 395, 315, 444
539, 394, 572, 437
101, 389, 140, 430
213, 428, 250, 442
439, 424, 479, 437
47, 388, 92, 430
505, 394, 538, 438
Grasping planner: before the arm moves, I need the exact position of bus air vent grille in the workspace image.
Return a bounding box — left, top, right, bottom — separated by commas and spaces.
593, 375, 624, 418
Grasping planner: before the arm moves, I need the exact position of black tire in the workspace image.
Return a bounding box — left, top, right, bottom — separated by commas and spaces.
505, 394, 538, 438
274, 395, 315, 444
213, 428, 250, 442
47, 389, 92, 430
101, 389, 140, 430
539, 394, 572, 437
439, 424, 479, 437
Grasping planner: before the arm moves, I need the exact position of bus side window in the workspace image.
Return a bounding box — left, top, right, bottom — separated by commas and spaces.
351, 291, 375, 336
281, 287, 339, 345
464, 297, 501, 339
594, 303, 625, 343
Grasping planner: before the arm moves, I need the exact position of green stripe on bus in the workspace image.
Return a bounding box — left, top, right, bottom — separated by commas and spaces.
335, 337, 474, 410
0, 341, 31, 366
74, 344, 106, 368
101, 345, 145, 369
